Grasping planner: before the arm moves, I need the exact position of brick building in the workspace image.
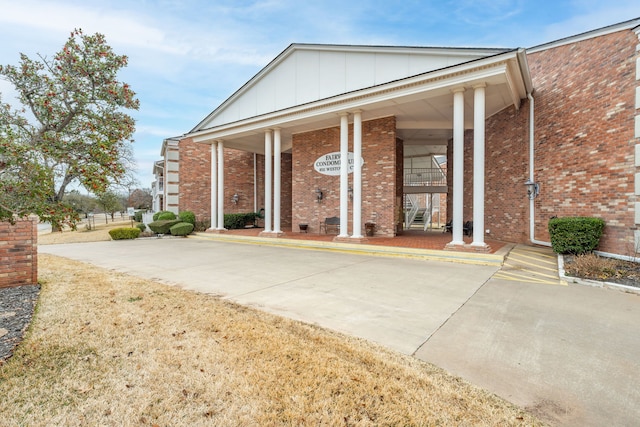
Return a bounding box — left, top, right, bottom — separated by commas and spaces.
155, 18, 640, 258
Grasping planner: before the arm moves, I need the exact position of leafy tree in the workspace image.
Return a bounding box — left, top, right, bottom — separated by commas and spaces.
129, 188, 152, 210
63, 189, 96, 218
0, 29, 139, 230
95, 190, 123, 222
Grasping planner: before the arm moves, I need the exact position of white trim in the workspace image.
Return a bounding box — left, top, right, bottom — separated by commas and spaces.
190, 57, 523, 144
191, 44, 511, 132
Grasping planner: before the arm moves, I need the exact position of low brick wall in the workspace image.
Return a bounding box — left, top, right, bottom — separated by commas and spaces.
0, 219, 38, 288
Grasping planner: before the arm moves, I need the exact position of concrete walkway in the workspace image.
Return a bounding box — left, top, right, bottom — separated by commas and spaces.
39, 238, 640, 426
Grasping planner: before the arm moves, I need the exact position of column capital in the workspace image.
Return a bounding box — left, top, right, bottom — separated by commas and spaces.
338, 111, 350, 117
473, 82, 487, 89
451, 86, 466, 94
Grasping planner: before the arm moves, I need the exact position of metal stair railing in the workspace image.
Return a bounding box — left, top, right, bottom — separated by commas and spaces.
405, 194, 420, 229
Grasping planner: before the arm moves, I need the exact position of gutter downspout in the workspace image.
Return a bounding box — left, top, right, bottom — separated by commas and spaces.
528, 92, 551, 247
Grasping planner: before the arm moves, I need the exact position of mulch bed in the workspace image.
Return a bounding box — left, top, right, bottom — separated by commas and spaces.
563, 256, 640, 289
0, 284, 40, 365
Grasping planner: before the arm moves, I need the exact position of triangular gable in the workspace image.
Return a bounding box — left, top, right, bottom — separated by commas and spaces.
194, 44, 510, 131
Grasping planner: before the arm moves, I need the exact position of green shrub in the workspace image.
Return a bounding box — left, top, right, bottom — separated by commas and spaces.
135, 223, 147, 232
178, 210, 196, 226
194, 219, 211, 232
133, 211, 143, 223
157, 211, 177, 221
170, 222, 194, 236
153, 210, 175, 221
548, 216, 605, 255
224, 212, 258, 230
108, 227, 141, 240
147, 219, 181, 234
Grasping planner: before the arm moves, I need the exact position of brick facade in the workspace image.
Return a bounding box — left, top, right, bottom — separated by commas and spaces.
172, 25, 638, 256
0, 219, 37, 288
178, 138, 293, 228
444, 29, 638, 255
292, 116, 400, 236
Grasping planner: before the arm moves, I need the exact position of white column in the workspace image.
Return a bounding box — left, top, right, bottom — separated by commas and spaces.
210, 142, 218, 230
339, 113, 349, 237
351, 110, 363, 239
264, 129, 273, 233
472, 84, 486, 247
273, 128, 282, 234
451, 88, 465, 245
217, 141, 225, 230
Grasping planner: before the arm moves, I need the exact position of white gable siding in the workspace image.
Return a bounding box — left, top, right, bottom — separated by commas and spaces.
295, 50, 320, 105
346, 52, 376, 91
200, 47, 495, 129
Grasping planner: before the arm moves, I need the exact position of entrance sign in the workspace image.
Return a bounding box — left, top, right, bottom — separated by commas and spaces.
314, 152, 364, 176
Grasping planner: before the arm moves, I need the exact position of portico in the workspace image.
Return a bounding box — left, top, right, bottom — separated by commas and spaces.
187, 44, 532, 250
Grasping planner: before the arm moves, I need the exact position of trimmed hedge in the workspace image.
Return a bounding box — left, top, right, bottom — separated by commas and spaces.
109, 227, 141, 240
224, 212, 258, 230
170, 222, 194, 236
135, 223, 147, 232
153, 210, 175, 221
548, 216, 605, 255
157, 211, 177, 221
148, 219, 181, 234
133, 211, 143, 223
178, 210, 196, 226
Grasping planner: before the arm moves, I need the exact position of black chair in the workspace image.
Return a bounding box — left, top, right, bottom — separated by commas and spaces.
463, 221, 473, 237
443, 220, 452, 233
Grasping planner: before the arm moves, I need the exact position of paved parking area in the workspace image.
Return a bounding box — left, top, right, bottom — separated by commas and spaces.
40, 238, 640, 426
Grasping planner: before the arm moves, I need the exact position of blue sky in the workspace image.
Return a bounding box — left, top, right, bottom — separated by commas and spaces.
1, 0, 639, 188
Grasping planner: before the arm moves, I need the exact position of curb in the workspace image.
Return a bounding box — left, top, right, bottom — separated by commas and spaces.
557, 255, 640, 295
190, 232, 508, 267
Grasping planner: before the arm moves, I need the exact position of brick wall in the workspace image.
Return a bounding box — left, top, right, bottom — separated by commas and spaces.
529, 29, 638, 255
0, 219, 37, 288
178, 138, 293, 228
479, 29, 638, 254
292, 116, 399, 236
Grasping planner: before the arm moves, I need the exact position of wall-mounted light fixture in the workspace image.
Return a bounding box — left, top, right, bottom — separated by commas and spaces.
231, 193, 239, 204
315, 188, 323, 202
524, 179, 540, 200
348, 187, 353, 201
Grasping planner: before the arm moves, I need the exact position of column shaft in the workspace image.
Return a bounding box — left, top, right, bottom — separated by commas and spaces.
217, 141, 225, 230
273, 128, 282, 233
472, 85, 486, 246
451, 89, 465, 244
210, 142, 218, 230
352, 111, 363, 238
264, 130, 273, 233
339, 113, 349, 237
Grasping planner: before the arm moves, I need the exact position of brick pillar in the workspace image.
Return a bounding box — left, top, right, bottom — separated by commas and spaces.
0, 218, 38, 288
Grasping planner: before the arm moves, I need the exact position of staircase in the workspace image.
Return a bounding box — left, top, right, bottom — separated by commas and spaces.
405, 194, 437, 230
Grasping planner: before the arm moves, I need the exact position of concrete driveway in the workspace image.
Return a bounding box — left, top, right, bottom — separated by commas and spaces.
39, 238, 640, 426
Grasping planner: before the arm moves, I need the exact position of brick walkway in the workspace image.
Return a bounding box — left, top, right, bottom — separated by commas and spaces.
222, 227, 506, 254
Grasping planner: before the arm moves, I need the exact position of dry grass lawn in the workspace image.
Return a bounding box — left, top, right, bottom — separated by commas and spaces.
0, 227, 544, 426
